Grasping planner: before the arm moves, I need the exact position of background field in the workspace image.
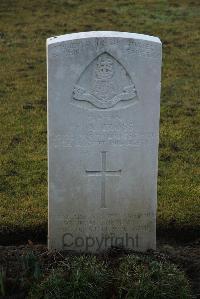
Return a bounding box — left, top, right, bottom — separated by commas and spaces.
0, 0, 199, 242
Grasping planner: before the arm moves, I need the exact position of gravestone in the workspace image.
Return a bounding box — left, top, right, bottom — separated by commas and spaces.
47, 31, 162, 252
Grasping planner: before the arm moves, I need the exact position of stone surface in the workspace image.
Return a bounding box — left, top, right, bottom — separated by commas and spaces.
47, 31, 162, 252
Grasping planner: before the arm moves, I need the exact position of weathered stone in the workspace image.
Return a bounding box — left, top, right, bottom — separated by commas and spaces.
47, 31, 162, 252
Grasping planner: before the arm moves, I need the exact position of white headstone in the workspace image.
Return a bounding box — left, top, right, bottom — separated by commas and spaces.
47, 31, 162, 252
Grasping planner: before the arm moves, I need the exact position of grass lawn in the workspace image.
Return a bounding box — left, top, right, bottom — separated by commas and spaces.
0, 0, 199, 240
0, 248, 192, 298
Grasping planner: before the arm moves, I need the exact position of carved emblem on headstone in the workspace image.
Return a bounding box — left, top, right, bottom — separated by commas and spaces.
72, 52, 138, 109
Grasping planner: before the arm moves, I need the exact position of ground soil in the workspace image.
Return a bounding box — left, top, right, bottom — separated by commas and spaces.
0, 238, 199, 299
158, 238, 200, 299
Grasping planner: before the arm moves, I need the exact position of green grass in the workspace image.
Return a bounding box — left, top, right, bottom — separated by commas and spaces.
1, 251, 191, 298
28, 254, 191, 299
29, 256, 112, 299
115, 254, 190, 299
0, 0, 199, 236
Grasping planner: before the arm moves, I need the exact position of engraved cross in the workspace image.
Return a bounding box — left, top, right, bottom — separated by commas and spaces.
85, 151, 121, 208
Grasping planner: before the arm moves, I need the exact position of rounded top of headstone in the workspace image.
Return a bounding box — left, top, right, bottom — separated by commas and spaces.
47, 31, 161, 45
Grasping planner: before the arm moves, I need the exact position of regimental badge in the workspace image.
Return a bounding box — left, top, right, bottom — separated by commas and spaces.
72, 52, 138, 109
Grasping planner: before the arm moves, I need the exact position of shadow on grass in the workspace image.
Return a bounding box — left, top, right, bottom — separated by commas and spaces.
0, 224, 199, 246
